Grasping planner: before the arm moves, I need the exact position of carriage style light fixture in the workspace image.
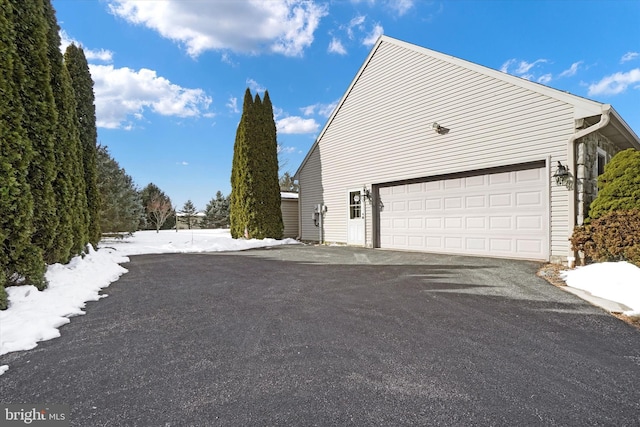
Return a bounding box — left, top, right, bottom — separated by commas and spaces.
553, 161, 570, 186
362, 186, 372, 201
432, 122, 448, 134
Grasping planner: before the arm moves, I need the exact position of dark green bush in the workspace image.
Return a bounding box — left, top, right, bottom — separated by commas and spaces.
0, 283, 7, 311
570, 209, 640, 266
589, 148, 640, 219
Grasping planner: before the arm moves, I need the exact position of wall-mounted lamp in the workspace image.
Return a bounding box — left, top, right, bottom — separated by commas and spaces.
362, 186, 372, 201
553, 161, 570, 186
432, 122, 448, 135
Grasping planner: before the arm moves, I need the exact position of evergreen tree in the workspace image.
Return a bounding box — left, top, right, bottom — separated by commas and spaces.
45, 0, 86, 263
230, 89, 283, 239
203, 191, 230, 229
179, 200, 198, 229
65, 44, 101, 247
96, 145, 143, 234
140, 183, 174, 232
589, 148, 640, 220
0, 0, 46, 291
279, 172, 299, 192
258, 91, 283, 238
11, 0, 59, 266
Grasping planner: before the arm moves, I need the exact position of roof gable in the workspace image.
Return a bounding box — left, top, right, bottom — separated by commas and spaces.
295, 36, 639, 178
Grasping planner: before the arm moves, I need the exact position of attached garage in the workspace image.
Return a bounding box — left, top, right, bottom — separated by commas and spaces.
376, 163, 548, 260
294, 36, 640, 264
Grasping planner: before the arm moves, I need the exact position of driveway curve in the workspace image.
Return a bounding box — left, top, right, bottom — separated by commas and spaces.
1, 245, 638, 426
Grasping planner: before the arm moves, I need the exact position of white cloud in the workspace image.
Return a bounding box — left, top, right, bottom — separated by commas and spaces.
515, 59, 547, 74
500, 58, 548, 81
588, 68, 640, 96
89, 64, 212, 129
559, 61, 583, 78
177, 161, 189, 166
276, 116, 319, 134
108, 0, 328, 57
277, 145, 297, 154
301, 99, 339, 118
347, 15, 367, 39
388, 0, 414, 16
59, 30, 113, 63
363, 24, 384, 47
621, 52, 638, 63
537, 74, 552, 84
328, 37, 347, 55
246, 78, 266, 94
226, 96, 239, 114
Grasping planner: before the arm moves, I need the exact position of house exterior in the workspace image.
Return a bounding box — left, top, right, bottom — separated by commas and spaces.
281, 192, 299, 238
294, 36, 640, 264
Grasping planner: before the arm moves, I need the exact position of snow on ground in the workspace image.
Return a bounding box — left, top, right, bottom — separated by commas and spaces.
0, 230, 298, 375
1, 229, 639, 376
561, 261, 640, 316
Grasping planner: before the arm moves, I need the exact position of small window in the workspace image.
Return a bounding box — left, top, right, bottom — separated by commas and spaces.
349, 191, 361, 219
597, 151, 606, 176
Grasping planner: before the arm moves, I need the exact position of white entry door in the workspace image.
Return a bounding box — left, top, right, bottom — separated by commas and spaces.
347, 189, 365, 245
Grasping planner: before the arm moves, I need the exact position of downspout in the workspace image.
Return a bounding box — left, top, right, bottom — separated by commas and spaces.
566, 104, 611, 262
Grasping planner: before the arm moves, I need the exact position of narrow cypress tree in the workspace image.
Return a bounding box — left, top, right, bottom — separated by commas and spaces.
65, 44, 101, 247
230, 89, 283, 239
45, 0, 75, 263
260, 91, 284, 238
1, 0, 46, 290
11, 0, 59, 274
230, 89, 254, 238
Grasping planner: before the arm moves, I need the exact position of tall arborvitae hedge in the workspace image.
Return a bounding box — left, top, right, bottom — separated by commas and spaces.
259, 91, 284, 238
230, 88, 283, 239
0, 0, 46, 292
11, 0, 59, 267
45, 0, 77, 263
64, 44, 101, 247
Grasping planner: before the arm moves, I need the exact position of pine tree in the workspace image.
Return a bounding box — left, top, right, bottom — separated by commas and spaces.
11, 0, 59, 267
279, 172, 299, 192
230, 89, 283, 239
0, 0, 46, 292
203, 191, 230, 229
96, 146, 143, 234
140, 183, 174, 232
179, 200, 198, 230
65, 44, 101, 247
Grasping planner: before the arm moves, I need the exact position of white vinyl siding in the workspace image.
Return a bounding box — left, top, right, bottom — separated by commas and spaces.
281, 197, 299, 239
298, 38, 580, 260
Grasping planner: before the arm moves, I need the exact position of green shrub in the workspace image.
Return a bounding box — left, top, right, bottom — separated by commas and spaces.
0, 283, 7, 311
589, 148, 640, 220
570, 209, 640, 266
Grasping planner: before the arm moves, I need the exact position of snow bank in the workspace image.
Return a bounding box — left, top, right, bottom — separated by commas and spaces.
561, 261, 640, 316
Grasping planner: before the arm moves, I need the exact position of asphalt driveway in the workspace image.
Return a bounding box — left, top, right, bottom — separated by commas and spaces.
1, 245, 639, 426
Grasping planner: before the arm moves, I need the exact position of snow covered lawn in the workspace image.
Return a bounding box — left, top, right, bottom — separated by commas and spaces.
1, 229, 638, 376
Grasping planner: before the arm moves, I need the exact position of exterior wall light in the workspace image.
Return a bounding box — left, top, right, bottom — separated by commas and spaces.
362, 186, 372, 201
432, 122, 448, 134
553, 161, 570, 186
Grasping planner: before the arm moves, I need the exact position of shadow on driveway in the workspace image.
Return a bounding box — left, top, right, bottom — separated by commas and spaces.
1, 245, 638, 426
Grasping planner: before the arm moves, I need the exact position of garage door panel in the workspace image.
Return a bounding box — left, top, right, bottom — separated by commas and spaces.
378, 167, 548, 260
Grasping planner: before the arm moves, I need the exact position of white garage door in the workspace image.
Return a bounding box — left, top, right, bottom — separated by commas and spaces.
378, 167, 548, 260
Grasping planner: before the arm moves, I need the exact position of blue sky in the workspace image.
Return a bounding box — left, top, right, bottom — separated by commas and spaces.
53, 0, 640, 211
